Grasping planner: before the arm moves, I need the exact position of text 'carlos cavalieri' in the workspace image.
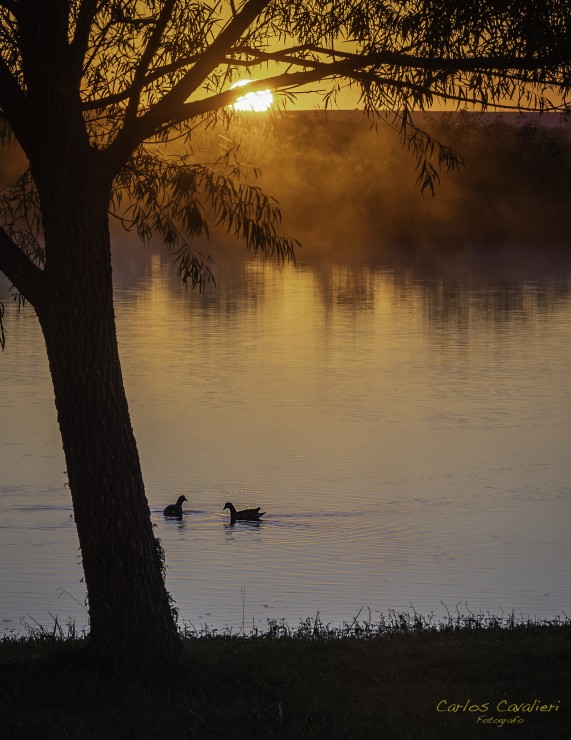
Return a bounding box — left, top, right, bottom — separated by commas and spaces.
436, 699, 561, 726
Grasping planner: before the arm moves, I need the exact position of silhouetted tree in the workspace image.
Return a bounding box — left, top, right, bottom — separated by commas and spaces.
1, 1, 570, 665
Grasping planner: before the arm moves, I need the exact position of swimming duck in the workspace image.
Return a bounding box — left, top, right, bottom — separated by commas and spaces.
223, 501, 265, 524
163, 495, 187, 517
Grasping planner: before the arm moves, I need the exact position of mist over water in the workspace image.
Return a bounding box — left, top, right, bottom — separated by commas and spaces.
216, 111, 571, 268
3, 109, 571, 270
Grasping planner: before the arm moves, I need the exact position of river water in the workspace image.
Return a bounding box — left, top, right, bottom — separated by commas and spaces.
1, 251, 570, 635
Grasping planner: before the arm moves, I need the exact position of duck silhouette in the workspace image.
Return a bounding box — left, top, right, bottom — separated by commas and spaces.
163, 495, 187, 517
223, 501, 265, 524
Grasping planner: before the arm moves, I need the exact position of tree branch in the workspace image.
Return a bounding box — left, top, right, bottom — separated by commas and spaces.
230, 44, 571, 80
106, 0, 271, 166
122, 0, 177, 126
159, 50, 570, 126
71, 0, 101, 76
0, 226, 44, 304
223, 47, 568, 111
165, 67, 335, 122
80, 55, 203, 110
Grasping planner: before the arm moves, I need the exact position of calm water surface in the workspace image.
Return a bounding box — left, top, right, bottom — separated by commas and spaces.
1, 254, 570, 634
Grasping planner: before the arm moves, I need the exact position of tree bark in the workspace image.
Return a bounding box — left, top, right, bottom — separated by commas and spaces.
35, 191, 182, 666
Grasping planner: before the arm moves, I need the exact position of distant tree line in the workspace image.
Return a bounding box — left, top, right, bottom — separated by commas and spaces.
219, 112, 571, 264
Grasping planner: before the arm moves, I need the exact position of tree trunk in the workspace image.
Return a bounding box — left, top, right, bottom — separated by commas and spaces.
0, 6, 184, 667
35, 194, 182, 666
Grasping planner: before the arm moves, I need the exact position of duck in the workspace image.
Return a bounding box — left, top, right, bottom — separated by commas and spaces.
163, 495, 187, 517
223, 501, 265, 524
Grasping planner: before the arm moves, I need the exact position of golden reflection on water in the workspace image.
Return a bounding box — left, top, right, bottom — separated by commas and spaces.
1, 257, 570, 633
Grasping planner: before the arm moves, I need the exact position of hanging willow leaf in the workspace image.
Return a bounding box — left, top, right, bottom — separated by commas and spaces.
111, 137, 299, 289
0, 169, 45, 267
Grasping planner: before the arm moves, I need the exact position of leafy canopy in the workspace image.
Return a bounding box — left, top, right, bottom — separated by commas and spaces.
1, 0, 571, 294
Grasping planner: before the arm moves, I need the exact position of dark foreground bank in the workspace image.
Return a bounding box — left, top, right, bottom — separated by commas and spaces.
1, 613, 569, 740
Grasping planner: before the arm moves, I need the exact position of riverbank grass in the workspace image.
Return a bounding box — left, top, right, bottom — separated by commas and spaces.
1, 612, 570, 739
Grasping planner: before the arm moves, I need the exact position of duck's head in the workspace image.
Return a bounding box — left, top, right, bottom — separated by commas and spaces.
177, 495, 188, 505
223, 502, 235, 513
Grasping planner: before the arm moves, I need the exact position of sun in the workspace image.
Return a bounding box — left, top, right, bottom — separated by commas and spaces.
230, 79, 273, 112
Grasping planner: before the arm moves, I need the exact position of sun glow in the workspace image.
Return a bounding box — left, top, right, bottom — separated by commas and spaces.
230, 79, 273, 112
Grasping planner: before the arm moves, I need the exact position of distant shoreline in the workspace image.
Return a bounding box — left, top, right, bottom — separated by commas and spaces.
268, 107, 571, 127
